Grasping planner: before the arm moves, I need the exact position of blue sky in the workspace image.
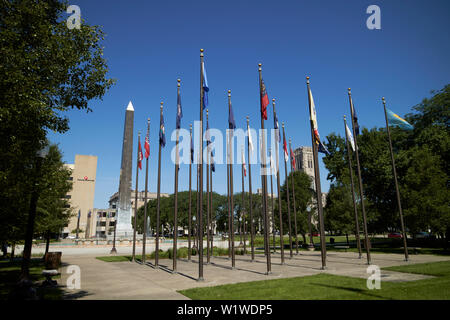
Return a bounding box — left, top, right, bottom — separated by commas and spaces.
48, 0, 450, 209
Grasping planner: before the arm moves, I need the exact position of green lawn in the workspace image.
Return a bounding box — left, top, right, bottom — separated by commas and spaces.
179, 260, 450, 300
0, 258, 62, 300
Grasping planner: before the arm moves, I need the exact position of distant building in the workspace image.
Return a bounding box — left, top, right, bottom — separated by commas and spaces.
92, 190, 170, 238
63, 155, 98, 238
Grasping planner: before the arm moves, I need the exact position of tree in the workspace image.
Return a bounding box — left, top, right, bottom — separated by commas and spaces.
0, 0, 115, 244
34, 144, 73, 253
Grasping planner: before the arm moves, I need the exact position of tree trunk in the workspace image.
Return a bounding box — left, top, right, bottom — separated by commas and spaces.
10, 242, 15, 262
302, 233, 307, 247
346, 233, 349, 246
45, 231, 50, 255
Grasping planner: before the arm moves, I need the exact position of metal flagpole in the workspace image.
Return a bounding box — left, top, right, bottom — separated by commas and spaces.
227, 144, 231, 259
132, 132, 141, 262
206, 109, 211, 264
282, 124, 293, 258
343, 115, 363, 259
210, 154, 214, 256
228, 90, 236, 269
246, 117, 255, 261
173, 80, 181, 273
258, 63, 271, 274
306, 77, 327, 269
289, 139, 299, 255
348, 88, 371, 265
382, 97, 409, 261
269, 148, 276, 253
142, 119, 150, 263
272, 99, 285, 264
198, 49, 204, 281
241, 145, 246, 253
188, 124, 192, 261
155, 102, 163, 269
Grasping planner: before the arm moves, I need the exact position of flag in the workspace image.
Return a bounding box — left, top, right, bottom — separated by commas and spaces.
159, 109, 166, 147
138, 139, 143, 170
206, 116, 211, 150
274, 112, 280, 142
211, 152, 215, 172
190, 133, 194, 163
345, 122, 355, 152
144, 134, 150, 159
228, 101, 236, 130
247, 124, 254, 154
242, 149, 247, 177
88, 210, 91, 218
77, 209, 80, 219
318, 140, 330, 155
350, 101, 360, 136
290, 147, 296, 170
386, 108, 414, 130
283, 136, 289, 162
269, 151, 276, 177
308, 86, 329, 155
202, 61, 209, 110
176, 89, 183, 129
260, 78, 269, 120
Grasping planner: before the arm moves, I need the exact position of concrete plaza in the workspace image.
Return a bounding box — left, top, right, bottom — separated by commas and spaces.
55, 248, 450, 300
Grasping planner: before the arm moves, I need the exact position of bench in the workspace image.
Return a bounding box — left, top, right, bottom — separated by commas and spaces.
334, 245, 350, 252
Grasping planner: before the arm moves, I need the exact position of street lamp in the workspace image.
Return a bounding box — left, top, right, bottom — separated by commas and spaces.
239, 216, 243, 245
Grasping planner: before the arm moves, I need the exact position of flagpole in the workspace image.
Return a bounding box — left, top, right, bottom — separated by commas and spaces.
172, 80, 182, 273
155, 102, 163, 269
132, 132, 141, 262
289, 139, 299, 255
206, 109, 211, 264
258, 63, 272, 274
188, 124, 193, 261
228, 90, 236, 269
306, 77, 327, 270
227, 148, 231, 259
209, 153, 213, 257
142, 119, 150, 263
246, 116, 255, 262
272, 100, 285, 264
241, 145, 246, 253
282, 124, 293, 258
382, 97, 409, 261
198, 49, 204, 281
269, 148, 276, 253
343, 116, 363, 258
348, 88, 371, 265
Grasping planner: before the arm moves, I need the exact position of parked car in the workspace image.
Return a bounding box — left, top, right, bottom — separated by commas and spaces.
388, 232, 402, 238
312, 233, 320, 237
414, 232, 431, 239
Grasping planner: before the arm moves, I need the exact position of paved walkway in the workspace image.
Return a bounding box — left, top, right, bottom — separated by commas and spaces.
58, 250, 450, 300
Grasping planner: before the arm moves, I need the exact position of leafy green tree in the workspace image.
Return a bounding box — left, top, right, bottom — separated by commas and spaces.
0, 0, 114, 243
34, 144, 73, 252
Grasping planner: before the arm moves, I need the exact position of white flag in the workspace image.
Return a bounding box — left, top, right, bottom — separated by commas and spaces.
345, 123, 355, 152
247, 125, 254, 155
270, 152, 276, 177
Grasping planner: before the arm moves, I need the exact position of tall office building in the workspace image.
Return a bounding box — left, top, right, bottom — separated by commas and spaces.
63, 155, 98, 238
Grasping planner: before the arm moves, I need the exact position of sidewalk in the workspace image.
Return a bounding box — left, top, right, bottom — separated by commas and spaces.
58, 250, 450, 300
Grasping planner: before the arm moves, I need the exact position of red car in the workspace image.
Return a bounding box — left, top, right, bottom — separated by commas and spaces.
312, 233, 320, 237
388, 232, 402, 238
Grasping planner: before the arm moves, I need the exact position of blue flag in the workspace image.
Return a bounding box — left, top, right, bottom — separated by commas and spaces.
176, 90, 183, 129
386, 108, 414, 130
274, 112, 281, 142
202, 61, 209, 110
206, 117, 211, 147
211, 151, 215, 172
159, 109, 166, 147
228, 102, 236, 130
190, 133, 194, 163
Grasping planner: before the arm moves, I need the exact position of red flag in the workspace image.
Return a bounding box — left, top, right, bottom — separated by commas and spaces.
283, 136, 289, 162
260, 78, 269, 120
290, 147, 296, 171
138, 140, 143, 170
144, 134, 150, 159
